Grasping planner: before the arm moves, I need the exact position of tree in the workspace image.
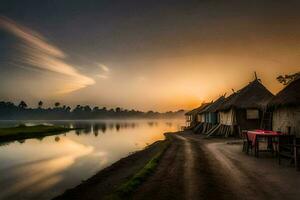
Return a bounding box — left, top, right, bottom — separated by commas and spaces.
54, 102, 60, 108
73, 105, 83, 113
277, 72, 300, 85
83, 105, 92, 112
38, 101, 43, 108
66, 106, 71, 112
18, 101, 27, 109
93, 106, 99, 111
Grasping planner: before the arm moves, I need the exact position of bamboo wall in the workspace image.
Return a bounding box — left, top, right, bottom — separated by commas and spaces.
273, 106, 300, 136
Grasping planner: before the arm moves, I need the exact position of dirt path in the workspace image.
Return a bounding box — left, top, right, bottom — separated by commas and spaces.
175, 135, 198, 199
133, 131, 236, 200
133, 131, 300, 200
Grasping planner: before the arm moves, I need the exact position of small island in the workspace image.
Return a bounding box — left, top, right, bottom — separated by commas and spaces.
0, 124, 76, 142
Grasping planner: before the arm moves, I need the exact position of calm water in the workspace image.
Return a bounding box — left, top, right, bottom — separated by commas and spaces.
0, 119, 184, 200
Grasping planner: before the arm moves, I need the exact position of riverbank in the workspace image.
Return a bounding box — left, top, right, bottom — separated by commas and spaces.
0, 124, 76, 142
54, 131, 300, 200
54, 136, 171, 200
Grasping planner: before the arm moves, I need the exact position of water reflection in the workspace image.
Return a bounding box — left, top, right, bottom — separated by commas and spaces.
0, 138, 93, 200
63, 121, 139, 136
0, 119, 184, 200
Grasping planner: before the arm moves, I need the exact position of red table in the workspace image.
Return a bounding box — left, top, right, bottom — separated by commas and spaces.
247, 130, 285, 157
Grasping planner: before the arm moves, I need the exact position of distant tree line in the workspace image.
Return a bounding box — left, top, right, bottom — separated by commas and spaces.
0, 101, 185, 120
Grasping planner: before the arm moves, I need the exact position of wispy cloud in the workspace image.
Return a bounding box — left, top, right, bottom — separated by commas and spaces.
96, 63, 110, 80
0, 16, 95, 94
98, 63, 110, 72
96, 74, 109, 79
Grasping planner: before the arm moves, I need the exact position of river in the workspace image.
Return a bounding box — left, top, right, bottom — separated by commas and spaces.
0, 119, 184, 200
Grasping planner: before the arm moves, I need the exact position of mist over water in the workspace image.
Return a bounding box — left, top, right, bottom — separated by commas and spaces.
0, 119, 184, 200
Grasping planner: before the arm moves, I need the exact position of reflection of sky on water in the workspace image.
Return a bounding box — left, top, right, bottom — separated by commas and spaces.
0, 119, 184, 200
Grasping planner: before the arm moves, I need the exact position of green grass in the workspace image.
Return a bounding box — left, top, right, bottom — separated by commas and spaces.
106, 139, 170, 200
0, 124, 75, 141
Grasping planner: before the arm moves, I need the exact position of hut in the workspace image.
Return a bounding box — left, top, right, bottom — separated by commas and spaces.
185, 108, 198, 128
208, 79, 274, 137
185, 103, 210, 130
268, 77, 300, 136
198, 96, 226, 134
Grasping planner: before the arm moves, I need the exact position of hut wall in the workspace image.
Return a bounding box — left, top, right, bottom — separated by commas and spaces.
235, 109, 262, 131
197, 114, 201, 122
205, 113, 210, 123
191, 113, 198, 126
197, 114, 205, 123
272, 106, 300, 136
217, 112, 220, 123
185, 115, 192, 127
208, 112, 218, 124
219, 109, 235, 126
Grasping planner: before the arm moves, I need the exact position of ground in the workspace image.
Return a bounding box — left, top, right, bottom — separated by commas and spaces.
54, 130, 300, 200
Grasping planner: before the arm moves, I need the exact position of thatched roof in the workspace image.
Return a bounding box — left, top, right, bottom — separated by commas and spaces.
218, 79, 274, 111
200, 96, 226, 113
269, 78, 300, 107
185, 103, 211, 116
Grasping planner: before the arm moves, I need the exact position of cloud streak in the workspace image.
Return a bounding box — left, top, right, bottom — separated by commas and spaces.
98, 63, 110, 72
0, 16, 95, 94
96, 63, 110, 80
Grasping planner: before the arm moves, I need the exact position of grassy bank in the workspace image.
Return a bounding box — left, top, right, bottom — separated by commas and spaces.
107, 137, 171, 200
0, 124, 76, 142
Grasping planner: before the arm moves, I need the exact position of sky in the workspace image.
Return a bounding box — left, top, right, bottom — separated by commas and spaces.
0, 0, 300, 111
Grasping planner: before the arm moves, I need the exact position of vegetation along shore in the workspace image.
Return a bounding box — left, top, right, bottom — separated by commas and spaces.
0, 124, 77, 142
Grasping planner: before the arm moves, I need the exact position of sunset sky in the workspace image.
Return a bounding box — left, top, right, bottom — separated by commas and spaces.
0, 0, 300, 111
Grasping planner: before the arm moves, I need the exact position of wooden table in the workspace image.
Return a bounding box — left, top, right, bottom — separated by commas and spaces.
247, 130, 284, 157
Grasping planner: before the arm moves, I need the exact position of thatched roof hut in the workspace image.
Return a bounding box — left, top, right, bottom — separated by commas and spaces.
185, 103, 211, 127
205, 96, 226, 113
211, 79, 274, 136
219, 79, 274, 111
195, 96, 226, 134
268, 78, 300, 135
269, 77, 300, 108
199, 96, 226, 124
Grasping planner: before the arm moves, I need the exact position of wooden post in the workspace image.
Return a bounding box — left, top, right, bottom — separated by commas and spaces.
294, 138, 299, 170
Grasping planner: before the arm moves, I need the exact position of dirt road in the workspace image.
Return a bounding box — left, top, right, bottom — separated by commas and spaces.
133, 131, 300, 200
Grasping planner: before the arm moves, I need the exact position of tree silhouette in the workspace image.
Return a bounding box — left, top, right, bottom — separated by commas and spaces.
18, 101, 27, 109
66, 106, 71, 112
54, 102, 60, 108
93, 106, 99, 111
277, 72, 300, 85
38, 101, 43, 108
0, 100, 185, 120
83, 105, 92, 112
